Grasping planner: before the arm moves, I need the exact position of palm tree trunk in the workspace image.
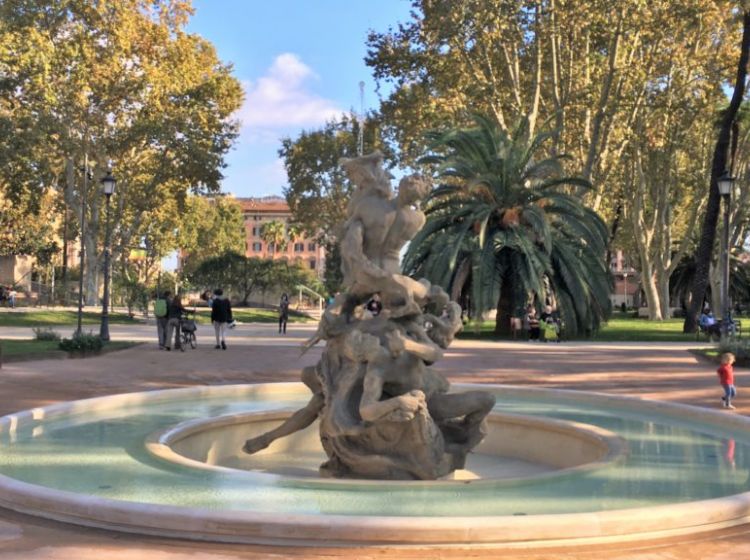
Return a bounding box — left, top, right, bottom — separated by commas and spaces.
494, 281, 514, 336
684, 11, 750, 333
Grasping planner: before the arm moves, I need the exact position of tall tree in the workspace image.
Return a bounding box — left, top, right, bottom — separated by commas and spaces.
684, 11, 750, 333
406, 116, 611, 336
0, 0, 242, 303
280, 113, 392, 242
178, 195, 245, 275
186, 251, 272, 305
366, 0, 738, 251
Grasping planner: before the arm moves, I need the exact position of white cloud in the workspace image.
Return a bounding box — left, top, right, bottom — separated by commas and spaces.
239, 53, 343, 130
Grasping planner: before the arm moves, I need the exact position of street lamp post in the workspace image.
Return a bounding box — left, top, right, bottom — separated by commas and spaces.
99, 170, 116, 342
718, 171, 735, 340
622, 272, 628, 310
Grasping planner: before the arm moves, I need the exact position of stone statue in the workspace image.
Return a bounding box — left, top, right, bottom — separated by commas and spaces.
243, 152, 496, 480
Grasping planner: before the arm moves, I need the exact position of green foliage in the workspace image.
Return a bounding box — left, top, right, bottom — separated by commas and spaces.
280, 114, 393, 241
186, 251, 322, 304
406, 115, 612, 336
718, 338, 750, 367
273, 260, 325, 297
0, 0, 243, 291
322, 239, 343, 296
179, 196, 246, 275
259, 221, 288, 254
32, 327, 61, 342
186, 251, 271, 305
0, 192, 59, 258
59, 332, 103, 353
113, 267, 149, 316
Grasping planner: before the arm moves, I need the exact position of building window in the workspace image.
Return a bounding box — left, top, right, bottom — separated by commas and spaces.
253, 215, 260, 221
252, 242, 262, 252
307, 242, 316, 251
309, 259, 316, 270
268, 242, 275, 252
252, 226, 258, 236
294, 242, 304, 252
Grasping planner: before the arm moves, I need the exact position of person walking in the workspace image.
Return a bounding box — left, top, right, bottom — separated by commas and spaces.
525, 305, 540, 341
279, 293, 289, 334
164, 293, 185, 351
718, 352, 738, 410
8, 287, 16, 308
211, 289, 232, 350
154, 291, 170, 349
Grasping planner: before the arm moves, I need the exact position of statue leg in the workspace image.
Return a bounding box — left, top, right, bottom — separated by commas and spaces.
243, 366, 324, 454
427, 391, 496, 451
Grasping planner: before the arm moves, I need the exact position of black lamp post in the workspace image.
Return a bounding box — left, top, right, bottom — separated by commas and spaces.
718, 171, 735, 339
99, 169, 116, 342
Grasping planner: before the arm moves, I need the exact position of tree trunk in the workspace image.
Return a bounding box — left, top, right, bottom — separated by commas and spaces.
494, 278, 514, 336
684, 12, 750, 333
450, 258, 471, 303
657, 273, 670, 319
640, 260, 663, 321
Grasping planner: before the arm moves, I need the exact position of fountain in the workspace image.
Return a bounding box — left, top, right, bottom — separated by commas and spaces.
0, 153, 749, 548
242, 151, 495, 480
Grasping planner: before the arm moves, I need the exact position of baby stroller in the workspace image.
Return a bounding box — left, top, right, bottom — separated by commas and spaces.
179, 310, 197, 350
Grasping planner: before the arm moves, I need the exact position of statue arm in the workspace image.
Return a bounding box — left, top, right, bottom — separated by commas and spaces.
359, 351, 426, 423
392, 327, 444, 364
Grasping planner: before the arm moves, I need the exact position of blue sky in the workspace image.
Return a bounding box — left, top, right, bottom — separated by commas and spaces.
186, 0, 413, 199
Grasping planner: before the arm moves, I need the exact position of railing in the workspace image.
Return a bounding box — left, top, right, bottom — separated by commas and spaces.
296, 284, 325, 315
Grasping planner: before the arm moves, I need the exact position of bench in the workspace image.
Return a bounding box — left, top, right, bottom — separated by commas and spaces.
696, 320, 742, 341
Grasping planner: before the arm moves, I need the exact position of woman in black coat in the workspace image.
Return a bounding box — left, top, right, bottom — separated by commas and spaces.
211, 288, 233, 349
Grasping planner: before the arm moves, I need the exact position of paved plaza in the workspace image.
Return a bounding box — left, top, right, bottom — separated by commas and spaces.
0, 321, 748, 559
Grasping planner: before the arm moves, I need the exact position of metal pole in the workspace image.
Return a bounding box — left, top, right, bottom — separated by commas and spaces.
100, 192, 112, 341
76, 156, 88, 336
357, 81, 364, 156
722, 191, 731, 339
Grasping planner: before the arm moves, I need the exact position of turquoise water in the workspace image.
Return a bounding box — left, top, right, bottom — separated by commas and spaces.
0, 387, 748, 517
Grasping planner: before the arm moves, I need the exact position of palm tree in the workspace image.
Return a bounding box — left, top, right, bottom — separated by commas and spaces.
260, 220, 287, 258
404, 115, 612, 336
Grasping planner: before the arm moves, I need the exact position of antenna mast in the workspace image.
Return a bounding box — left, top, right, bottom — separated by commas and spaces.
357, 81, 365, 156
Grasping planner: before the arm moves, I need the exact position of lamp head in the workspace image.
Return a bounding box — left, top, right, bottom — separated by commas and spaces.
717, 171, 735, 197
101, 170, 116, 197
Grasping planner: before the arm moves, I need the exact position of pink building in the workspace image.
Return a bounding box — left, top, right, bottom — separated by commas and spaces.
238, 197, 324, 277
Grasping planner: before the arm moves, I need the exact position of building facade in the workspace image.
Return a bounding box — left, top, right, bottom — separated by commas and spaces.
238, 196, 324, 276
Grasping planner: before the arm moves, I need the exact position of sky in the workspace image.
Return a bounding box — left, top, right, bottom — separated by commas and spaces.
186, 0, 414, 199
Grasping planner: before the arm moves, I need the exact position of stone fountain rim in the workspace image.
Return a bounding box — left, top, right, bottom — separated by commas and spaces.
144, 408, 627, 487
1, 382, 750, 547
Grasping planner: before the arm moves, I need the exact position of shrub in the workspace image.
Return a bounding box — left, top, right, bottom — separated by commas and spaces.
59, 332, 104, 353
33, 327, 61, 341
718, 338, 750, 367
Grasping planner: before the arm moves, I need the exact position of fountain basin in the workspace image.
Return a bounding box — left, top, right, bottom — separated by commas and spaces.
147, 410, 626, 484
0, 382, 749, 548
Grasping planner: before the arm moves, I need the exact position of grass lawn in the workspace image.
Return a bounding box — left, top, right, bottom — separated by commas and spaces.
1, 339, 139, 362
593, 317, 699, 342
459, 314, 707, 342
188, 307, 313, 324
0, 310, 140, 328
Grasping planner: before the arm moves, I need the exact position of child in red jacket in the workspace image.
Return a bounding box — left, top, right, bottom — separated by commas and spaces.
718, 352, 737, 410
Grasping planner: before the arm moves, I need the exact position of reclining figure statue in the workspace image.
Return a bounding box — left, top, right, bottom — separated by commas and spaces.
243, 152, 495, 480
